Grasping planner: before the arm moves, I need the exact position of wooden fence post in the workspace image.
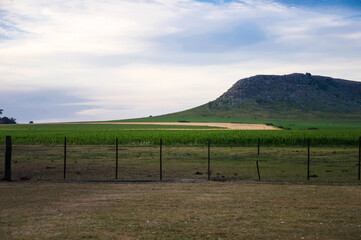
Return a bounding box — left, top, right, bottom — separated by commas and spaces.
160, 138, 163, 181
115, 137, 119, 179
307, 138, 310, 181
3, 136, 12, 181
358, 137, 361, 180
208, 139, 211, 181
64, 137, 67, 179
256, 160, 261, 181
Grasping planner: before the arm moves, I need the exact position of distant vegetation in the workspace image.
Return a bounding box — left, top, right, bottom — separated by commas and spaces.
0, 109, 16, 124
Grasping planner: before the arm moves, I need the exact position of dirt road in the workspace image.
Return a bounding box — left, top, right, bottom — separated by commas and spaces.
96, 122, 279, 130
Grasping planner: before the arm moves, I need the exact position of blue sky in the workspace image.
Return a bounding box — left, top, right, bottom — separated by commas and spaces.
1, 0, 361, 123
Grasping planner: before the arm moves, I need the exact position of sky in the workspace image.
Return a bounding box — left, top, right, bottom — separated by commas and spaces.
1, 0, 361, 123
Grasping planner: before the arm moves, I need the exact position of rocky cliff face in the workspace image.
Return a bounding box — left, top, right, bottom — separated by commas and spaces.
209, 73, 361, 114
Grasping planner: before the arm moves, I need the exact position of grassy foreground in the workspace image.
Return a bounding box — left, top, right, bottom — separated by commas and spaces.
1, 181, 360, 239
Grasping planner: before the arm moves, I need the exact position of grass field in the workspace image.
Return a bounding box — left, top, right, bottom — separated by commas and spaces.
0, 124, 360, 146
1, 181, 361, 239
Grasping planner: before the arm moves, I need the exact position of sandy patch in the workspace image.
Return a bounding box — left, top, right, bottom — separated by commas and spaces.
95, 122, 279, 130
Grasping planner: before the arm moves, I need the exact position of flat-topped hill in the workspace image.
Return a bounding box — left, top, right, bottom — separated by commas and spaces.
159, 73, 361, 122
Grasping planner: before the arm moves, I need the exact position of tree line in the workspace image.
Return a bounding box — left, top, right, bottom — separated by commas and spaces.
0, 109, 16, 124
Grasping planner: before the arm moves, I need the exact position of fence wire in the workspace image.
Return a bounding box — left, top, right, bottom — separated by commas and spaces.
1, 144, 360, 182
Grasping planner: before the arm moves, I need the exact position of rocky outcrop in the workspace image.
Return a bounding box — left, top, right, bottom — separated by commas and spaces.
210, 73, 361, 114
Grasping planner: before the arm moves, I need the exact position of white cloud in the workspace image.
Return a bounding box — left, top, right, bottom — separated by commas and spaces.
0, 0, 360, 122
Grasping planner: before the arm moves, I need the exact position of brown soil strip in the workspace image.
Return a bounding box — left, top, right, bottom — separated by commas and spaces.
90, 122, 279, 130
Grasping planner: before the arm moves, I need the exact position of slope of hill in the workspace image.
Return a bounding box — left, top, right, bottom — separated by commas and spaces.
153, 73, 361, 120
119, 73, 361, 129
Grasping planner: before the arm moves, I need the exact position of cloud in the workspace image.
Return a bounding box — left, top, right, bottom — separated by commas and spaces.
0, 0, 360, 122
0, 89, 95, 123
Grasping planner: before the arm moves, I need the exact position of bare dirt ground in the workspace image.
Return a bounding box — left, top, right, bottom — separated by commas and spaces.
93, 122, 279, 130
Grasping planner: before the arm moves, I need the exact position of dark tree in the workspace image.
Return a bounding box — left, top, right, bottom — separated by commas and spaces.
0, 109, 17, 124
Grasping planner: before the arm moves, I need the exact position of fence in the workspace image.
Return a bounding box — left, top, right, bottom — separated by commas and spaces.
1, 136, 361, 182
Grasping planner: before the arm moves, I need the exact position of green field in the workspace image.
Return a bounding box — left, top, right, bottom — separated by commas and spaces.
0, 123, 360, 146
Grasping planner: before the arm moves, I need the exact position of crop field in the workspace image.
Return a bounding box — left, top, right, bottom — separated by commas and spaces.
0, 124, 360, 146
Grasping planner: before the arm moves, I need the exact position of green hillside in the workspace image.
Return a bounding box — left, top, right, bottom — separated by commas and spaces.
117, 73, 361, 130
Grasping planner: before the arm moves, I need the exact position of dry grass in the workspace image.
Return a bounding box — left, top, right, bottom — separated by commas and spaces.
1, 181, 360, 239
